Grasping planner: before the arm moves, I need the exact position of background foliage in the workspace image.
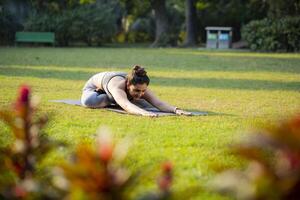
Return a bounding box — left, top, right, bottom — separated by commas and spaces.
242, 16, 300, 52
0, 9, 22, 45
0, 0, 299, 49
24, 2, 118, 46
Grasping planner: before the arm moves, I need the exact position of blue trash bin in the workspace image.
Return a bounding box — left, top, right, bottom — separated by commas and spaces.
219, 32, 231, 49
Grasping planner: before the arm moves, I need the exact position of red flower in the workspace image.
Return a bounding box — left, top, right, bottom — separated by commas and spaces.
284, 150, 300, 170
99, 143, 113, 164
158, 176, 172, 190
158, 161, 173, 191
162, 161, 173, 173
13, 162, 24, 176
14, 185, 27, 198
290, 114, 300, 130
15, 85, 31, 113
18, 85, 30, 104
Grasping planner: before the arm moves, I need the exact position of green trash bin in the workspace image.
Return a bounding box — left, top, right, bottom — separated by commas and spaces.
206, 32, 218, 48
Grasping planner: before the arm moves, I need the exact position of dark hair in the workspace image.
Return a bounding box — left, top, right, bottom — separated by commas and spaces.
126, 65, 150, 85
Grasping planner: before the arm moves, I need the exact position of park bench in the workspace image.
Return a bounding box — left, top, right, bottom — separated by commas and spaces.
15, 32, 55, 46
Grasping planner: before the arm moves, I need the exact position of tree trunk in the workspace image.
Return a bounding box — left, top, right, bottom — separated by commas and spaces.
150, 0, 169, 47
183, 0, 197, 47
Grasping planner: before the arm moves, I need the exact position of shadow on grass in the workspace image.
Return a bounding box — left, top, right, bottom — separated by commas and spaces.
151, 76, 300, 91
1, 47, 300, 74
48, 99, 232, 117
0, 66, 299, 91
189, 109, 237, 117
0, 66, 91, 80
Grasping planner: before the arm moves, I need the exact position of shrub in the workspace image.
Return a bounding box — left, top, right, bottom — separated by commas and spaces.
128, 17, 155, 43
166, 2, 185, 46
24, 11, 72, 46
0, 10, 22, 45
70, 4, 117, 46
242, 16, 300, 52
210, 113, 300, 199
0, 85, 61, 199
25, 3, 117, 46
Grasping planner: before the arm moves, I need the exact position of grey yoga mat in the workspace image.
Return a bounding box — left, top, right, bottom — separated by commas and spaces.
49, 99, 208, 116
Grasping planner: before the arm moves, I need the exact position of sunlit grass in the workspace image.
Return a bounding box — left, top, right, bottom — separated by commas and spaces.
167, 49, 300, 59
0, 47, 299, 199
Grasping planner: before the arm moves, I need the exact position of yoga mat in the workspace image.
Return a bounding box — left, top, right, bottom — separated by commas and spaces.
49, 99, 208, 116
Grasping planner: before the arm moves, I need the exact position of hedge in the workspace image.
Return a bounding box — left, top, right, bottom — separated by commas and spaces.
242, 16, 300, 52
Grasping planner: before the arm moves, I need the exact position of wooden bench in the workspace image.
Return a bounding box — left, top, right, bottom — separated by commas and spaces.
15, 32, 55, 46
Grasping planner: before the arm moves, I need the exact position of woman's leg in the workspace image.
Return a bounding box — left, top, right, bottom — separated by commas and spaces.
81, 91, 110, 108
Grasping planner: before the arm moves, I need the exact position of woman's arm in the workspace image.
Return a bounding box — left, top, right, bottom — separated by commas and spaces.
143, 89, 192, 115
111, 88, 156, 116
108, 78, 157, 117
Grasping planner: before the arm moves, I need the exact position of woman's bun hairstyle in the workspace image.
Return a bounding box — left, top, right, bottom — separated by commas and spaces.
132, 65, 147, 77
127, 65, 150, 85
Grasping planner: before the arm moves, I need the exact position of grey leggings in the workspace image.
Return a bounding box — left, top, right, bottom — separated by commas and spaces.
81, 90, 110, 108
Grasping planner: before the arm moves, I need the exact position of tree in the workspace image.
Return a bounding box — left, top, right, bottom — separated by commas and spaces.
120, 0, 150, 17
182, 0, 197, 47
150, 0, 171, 47
120, 0, 176, 47
264, 0, 300, 18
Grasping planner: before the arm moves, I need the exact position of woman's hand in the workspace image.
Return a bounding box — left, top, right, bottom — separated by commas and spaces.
175, 109, 193, 116
142, 111, 158, 117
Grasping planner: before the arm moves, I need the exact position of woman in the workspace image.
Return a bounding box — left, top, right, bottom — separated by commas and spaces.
81, 65, 192, 117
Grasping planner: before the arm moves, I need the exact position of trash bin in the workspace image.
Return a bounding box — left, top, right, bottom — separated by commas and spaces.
206, 31, 218, 48
205, 27, 232, 49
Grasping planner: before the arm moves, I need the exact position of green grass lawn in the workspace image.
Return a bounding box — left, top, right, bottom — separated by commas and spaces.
0, 47, 300, 199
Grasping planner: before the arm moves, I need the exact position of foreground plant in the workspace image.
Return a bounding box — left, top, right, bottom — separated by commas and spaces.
137, 161, 173, 200
53, 128, 181, 200
0, 85, 60, 199
210, 113, 300, 200
0, 86, 197, 200
52, 127, 137, 200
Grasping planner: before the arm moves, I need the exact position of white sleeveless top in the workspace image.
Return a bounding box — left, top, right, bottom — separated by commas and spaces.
82, 71, 127, 102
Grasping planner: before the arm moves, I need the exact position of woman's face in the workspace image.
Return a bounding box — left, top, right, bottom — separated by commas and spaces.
127, 83, 148, 100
